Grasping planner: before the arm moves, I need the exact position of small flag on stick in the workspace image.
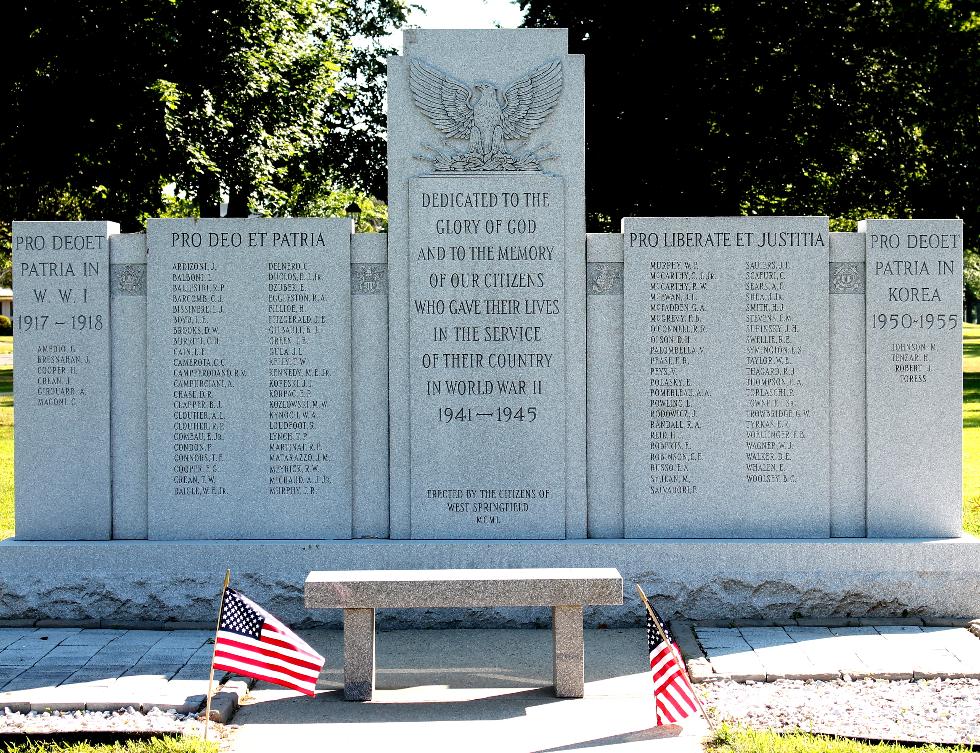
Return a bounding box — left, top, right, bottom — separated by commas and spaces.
646, 612, 699, 725
636, 585, 703, 727
212, 588, 325, 696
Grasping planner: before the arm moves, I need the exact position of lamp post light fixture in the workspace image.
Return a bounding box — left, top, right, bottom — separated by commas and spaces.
346, 201, 362, 231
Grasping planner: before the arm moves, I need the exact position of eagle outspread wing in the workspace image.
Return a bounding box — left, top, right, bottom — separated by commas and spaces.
500, 60, 562, 140
409, 59, 475, 139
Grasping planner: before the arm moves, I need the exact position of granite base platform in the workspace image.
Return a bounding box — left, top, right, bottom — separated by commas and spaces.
0, 538, 978, 627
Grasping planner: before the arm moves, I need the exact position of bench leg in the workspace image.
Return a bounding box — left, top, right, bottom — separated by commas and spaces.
343, 607, 375, 701
552, 605, 584, 698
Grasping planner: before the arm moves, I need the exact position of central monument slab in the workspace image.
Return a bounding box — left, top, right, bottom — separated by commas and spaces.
387, 29, 585, 539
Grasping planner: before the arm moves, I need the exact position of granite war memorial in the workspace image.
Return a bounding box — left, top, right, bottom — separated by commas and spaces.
2, 28, 977, 626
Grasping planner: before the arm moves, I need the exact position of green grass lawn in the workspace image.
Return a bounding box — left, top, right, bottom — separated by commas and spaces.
962, 323, 980, 536
0, 335, 12, 354
708, 725, 974, 753
0, 363, 11, 540
0, 737, 217, 753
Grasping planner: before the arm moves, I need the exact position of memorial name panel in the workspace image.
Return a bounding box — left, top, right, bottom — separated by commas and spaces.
862, 218, 962, 537
12, 220, 116, 540
408, 175, 566, 538
623, 217, 831, 538
147, 218, 353, 539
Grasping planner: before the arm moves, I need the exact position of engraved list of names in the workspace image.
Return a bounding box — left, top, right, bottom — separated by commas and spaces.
12, 221, 115, 539
146, 219, 353, 540
408, 175, 567, 539
623, 217, 831, 538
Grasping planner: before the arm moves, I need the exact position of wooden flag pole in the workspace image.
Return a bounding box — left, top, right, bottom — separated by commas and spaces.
635, 583, 715, 731
203, 569, 231, 742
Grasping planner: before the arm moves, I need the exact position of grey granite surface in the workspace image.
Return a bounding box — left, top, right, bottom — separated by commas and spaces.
109, 233, 149, 539
622, 216, 832, 538
407, 174, 568, 539
145, 218, 354, 539
861, 218, 963, 537
342, 608, 375, 701
585, 233, 624, 538
351, 233, 390, 538
305, 568, 623, 609
829, 232, 867, 536
387, 29, 587, 539
552, 604, 585, 697
2, 538, 978, 626
12, 220, 117, 540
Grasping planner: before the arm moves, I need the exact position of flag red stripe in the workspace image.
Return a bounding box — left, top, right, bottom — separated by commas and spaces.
664, 680, 696, 710
213, 656, 318, 691
213, 636, 322, 683
214, 649, 319, 684
216, 664, 316, 697
650, 647, 674, 674
213, 647, 319, 684
654, 667, 697, 709
217, 629, 323, 665
258, 631, 321, 660
260, 618, 319, 655
654, 664, 686, 688
650, 643, 697, 724
653, 661, 683, 683
663, 679, 697, 714
216, 635, 322, 672
659, 682, 686, 718
668, 675, 697, 707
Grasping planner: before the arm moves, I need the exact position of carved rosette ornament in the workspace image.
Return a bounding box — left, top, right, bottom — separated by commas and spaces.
351, 263, 387, 296
586, 262, 624, 295
110, 263, 147, 296
829, 261, 866, 294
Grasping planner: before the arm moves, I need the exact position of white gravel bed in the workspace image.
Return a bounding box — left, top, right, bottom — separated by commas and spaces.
700, 677, 980, 744
0, 706, 225, 738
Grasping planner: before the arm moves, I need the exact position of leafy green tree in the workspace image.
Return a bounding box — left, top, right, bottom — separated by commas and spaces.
155, 0, 406, 218
1, 1, 172, 236
1, 0, 406, 261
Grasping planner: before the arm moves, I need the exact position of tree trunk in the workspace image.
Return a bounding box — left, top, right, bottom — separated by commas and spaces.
226, 186, 252, 218
197, 173, 221, 218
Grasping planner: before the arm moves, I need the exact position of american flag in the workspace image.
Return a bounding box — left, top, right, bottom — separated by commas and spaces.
213, 588, 325, 696
647, 610, 699, 725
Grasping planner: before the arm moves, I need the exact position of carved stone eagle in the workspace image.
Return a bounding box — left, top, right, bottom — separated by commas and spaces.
409, 58, 563, 165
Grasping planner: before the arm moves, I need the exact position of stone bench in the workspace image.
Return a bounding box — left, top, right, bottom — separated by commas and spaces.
304, 567, 624, 700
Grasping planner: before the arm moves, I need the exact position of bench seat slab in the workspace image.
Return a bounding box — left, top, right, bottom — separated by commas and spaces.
305, 567, 623, 609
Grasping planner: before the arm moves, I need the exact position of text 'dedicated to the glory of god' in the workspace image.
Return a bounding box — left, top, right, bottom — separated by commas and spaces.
408, 175, 567, 538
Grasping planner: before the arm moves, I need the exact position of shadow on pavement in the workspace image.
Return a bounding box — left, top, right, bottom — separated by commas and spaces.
534, 725, 686, 752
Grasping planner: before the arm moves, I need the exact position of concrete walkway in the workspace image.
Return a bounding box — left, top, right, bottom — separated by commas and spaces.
5, 623, 979, 749
231, 628, 708, 753
687, 623, 980, 682
0, 627, 216, 712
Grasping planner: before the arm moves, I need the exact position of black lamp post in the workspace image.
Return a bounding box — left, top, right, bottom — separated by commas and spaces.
346, 201, 361, 230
